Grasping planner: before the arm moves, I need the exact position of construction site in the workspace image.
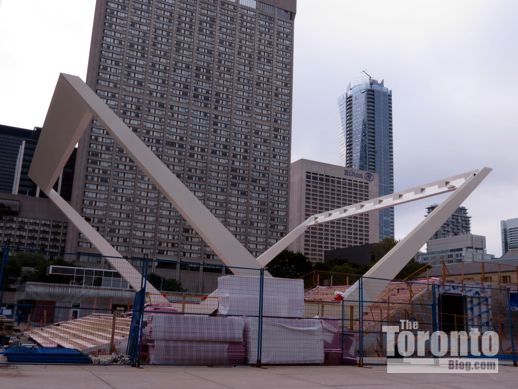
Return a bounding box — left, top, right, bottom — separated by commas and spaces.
0, 73, 516, 368
1, 253, 518, 367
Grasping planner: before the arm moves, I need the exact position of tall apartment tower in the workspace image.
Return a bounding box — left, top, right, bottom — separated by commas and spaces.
338, 77, 394, 240
427, 205, 471, 240
68, 0, 296, 264
501, 218, 518, 254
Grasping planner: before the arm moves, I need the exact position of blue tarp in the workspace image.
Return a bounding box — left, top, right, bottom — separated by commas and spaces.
1, 346, 92, 364
509, 292, 518, 311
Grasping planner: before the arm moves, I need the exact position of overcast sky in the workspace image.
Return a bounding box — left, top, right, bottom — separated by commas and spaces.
1, 0, 517, 256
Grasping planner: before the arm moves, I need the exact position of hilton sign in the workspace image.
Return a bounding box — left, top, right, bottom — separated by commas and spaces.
344, 169, 375, 182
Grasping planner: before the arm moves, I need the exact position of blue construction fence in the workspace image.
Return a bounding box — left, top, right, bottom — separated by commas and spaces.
0, 245, 517, 366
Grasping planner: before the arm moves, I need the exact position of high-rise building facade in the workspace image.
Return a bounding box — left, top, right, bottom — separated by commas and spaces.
501, 218, 518, 254
288, 159, 379, 262
416, 234, 494, 265
0, 125, 40, 196
0, 125, 76, 199
416, 205, 493, 265
427, 205, 471, 240
68, 0, 296, 264
0, 195, 69, 256
0, 125, 76, 255
338, 77, 393, 240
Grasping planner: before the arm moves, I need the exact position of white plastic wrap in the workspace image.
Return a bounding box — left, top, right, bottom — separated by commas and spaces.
217, 276, 304, 317
143, 314, 244, 342
246, 318, 324, 364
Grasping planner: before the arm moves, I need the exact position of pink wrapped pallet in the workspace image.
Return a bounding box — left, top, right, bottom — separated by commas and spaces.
141, 313, 246, 365
148, 341, 246, 365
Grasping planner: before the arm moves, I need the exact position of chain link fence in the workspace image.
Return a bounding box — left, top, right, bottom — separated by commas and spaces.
1, 245, 517, 367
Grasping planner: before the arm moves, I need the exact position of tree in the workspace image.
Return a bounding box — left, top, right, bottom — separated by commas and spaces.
370, 237, 398, 262
2, 252, 75, 289
0, 203, 17, 217
23, 257, 74, 284
396, 259, 430, 280
3, 255, 21, 290
147, 273, 185, 292
369, 238, 429, 280
267, 250, 313, 279
312, 238, 428, 280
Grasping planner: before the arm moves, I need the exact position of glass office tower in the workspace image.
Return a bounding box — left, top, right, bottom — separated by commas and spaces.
501, 218, 518, 254
338, 77, 394, 240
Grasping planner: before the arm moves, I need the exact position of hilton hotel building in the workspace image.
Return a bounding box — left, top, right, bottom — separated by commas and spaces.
289, 159, 380, 262
67, 0, 296, 264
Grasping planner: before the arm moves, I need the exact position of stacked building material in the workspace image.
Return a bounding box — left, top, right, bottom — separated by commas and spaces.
217, 276, 304, 317
320, 320, 356, 365
246, 318, 324, 364
25, 313, 131, 354
0, 315, 15, 346
0, 316, 15, 336
142, 314, 246, 365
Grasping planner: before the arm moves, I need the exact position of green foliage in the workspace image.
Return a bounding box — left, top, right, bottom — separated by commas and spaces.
396, 259, 430, 280
21, 257, 73, 284
2, 252, 74, 289
369, 238, 429, 280
11, 252, 46, 268
370, 237, 398, 262
0, 203, 17, 217
147, 273, 185, 292
267, 250, 313, 279
4, 256, 22, 288
316, 238, 428, 280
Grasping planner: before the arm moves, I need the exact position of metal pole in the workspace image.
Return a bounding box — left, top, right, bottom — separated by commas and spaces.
358, 276, 364, 367
256, 268, 264, 367
110, 312, 117, 353
431, 283, 438, 332
0, 244, 10, 306
134, 258, 148, 367
341, 300, 345, 358
507, 291, 517, 367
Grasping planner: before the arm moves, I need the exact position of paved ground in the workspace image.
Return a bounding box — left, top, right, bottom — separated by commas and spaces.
0, 363, 517, 389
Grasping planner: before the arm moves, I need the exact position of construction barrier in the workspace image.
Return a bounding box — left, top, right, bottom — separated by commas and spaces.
0, 246, 517, 367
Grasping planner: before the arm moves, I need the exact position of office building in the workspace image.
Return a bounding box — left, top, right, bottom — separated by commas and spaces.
421, 257, 518, 285
0, 125, 76, 200
289, 159, 379, 262
501, 218, 518, 254
338, 77, 393, 239
0, 195, 69, 255
417, 206, 494, 265
416, 234, 494, 265
427, 205, 471, 240
0, 125, 77, 255
0, 125, 40, 196
68, 0, 296, 264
